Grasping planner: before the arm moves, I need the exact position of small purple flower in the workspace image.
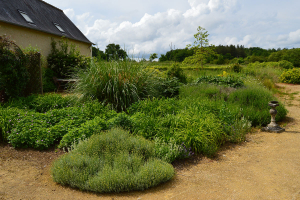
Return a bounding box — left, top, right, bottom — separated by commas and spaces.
41, 140, 43, 141
30, 129, 31, 130
48, 131, 50, 132
16, 133, 18, 134
9, 120, 11, 122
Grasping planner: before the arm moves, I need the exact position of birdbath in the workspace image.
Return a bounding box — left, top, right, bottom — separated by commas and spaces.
261, 101, 285, 133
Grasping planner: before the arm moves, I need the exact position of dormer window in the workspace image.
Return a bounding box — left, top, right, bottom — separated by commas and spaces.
54, 23, 65, 33
18, 10, 35, 25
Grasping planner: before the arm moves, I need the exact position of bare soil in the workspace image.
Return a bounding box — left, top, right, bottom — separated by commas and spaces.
1, 83, 300, 200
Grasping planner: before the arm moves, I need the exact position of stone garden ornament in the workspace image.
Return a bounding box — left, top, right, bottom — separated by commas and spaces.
262, 101, 285, 133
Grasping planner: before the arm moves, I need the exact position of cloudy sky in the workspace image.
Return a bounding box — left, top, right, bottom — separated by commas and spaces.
44, 0, 300, 57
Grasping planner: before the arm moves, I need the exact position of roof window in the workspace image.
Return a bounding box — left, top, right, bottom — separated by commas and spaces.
18, 10, 34, 24
54, 23, 65, 33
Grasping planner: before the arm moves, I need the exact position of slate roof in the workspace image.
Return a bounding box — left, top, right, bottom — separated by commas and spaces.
0, 0, 92, 44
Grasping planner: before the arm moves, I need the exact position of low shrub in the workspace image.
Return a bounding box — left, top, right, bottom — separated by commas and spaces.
278, 60, 294, 69
227, 84, 287, 126
51, 128, 175, 193
279, 68, 300, 84
166, 63, 187, 84
229, 63, 242, 73
3, 100, 116, 149
128, 98, 225, 156
150, 77, 181, 98
196, 74, 244, 88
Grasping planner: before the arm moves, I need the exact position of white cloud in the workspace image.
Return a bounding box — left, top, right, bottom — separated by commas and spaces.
58, 0, 300, 56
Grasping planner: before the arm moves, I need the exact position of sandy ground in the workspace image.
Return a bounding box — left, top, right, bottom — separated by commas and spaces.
1, 83, 300, 200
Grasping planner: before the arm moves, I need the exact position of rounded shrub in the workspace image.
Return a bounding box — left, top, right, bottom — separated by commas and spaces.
229, 63, 242, 73
279, 68, 300, 84
166, 63, 187, 84
278, 60, 294, 69
51, 128, 175, 193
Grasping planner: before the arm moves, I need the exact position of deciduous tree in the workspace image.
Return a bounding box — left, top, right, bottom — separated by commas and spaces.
183, 26, 216, 68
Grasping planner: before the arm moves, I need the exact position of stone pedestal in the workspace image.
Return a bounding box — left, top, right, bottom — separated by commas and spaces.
261, 101, 285, 133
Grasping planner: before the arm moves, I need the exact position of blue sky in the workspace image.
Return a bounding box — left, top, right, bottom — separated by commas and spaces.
44, 0, 300, 57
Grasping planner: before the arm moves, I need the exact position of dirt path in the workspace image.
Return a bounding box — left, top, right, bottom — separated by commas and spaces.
1, 83, 300, 200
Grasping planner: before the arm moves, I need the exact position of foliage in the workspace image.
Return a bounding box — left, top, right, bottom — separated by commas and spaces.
47, 37, 90, 78
51, 128, 175, 193
279, 68, 300, 84
278, 60, 294, 69
150, 77, 181, 98
149, 53, 158, 62
0, 35, 30, 100
159, 48, 194, 62
268, 48, 300, 67
70, 59, 154, 111
196, 74, 244, 88
183, 26, 216, 68
128, 98, 225, 156
42, 68, 57, 93
105, 43, 127, 61
1, 97, 115, 149
166, 63, 187, 84
227, 84, 287, 126
229, 63, 242, 73
92, 46, 106, 60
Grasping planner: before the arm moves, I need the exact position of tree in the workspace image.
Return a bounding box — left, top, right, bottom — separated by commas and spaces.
149, 53, 158, 62
92, 46, 106, 60
183, 26, 216, 68
105, 43, 127, 61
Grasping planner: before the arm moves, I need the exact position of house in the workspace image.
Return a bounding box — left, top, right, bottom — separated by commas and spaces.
0, 0, 92, 57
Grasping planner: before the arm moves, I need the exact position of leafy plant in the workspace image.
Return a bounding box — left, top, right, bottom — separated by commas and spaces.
166, 63, 187, 84
47, 37, 89, 78
0, 35, 30, 100
196, 75, 244, 88
279, 68, 300, 84
229, 63, 242, 73
51, 128, 175, 193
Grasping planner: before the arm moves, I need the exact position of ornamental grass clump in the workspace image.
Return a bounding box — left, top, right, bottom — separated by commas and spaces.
71, 59, 154, 111
51, 128, 175, 193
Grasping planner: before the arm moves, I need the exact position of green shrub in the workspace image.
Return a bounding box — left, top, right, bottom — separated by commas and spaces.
279, 68, 300, 84
278, 60, 294, 69
42, 68, 57, 93
227, 85, 287, 126
179, 83, 235, 101
150, 77, 181, 98
128, 98, 225, 156
3, 93, 76, 113
0, 35, 30, 99
166, 63, 187, 84
196, 75, 244, 88
3, 100, 116, 149
58, 116, 110, 149
229, 63, 242, 73
71, 59, 155, 111
51, 128, 175, 193
47, 38, 89, 78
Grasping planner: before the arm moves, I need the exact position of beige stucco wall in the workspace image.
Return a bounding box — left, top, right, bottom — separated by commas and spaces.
0, 22, 92, 58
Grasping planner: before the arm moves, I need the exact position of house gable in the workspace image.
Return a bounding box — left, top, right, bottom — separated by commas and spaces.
0, 0, 92, 56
